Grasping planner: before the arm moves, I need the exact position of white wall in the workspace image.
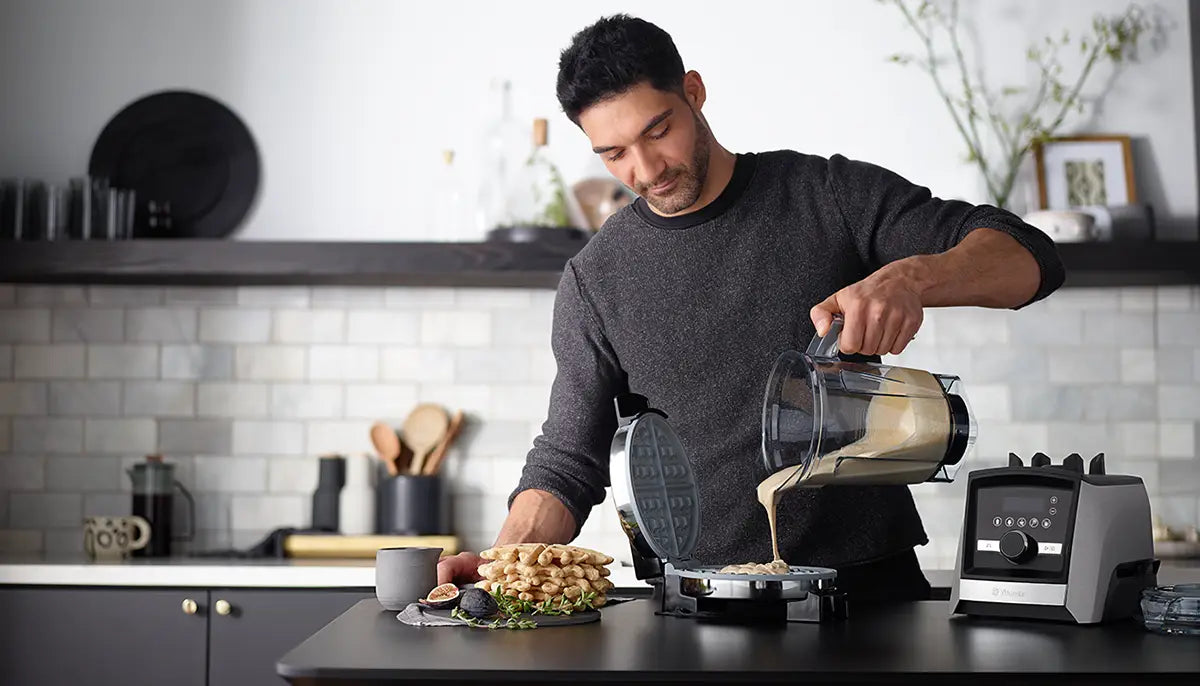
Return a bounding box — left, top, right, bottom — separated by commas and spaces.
1, 0, 1195, 239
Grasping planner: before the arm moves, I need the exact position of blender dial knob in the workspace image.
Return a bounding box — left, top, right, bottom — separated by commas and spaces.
999, 530, 1037, 564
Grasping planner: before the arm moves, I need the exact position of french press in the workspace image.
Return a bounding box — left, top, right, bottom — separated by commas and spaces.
126, 454, 195, 557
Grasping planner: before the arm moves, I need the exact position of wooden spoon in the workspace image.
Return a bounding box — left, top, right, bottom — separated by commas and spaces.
422, 410, 465, 476
370, 421, 402, 477
404, 403, 450, 476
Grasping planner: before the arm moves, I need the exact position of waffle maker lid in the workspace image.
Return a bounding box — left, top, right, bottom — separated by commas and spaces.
621, 408, 702, 562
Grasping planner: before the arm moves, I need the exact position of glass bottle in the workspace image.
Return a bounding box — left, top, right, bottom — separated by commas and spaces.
431, 150, 470, 241
475, 79, 527, 233
507, 118, 570, 228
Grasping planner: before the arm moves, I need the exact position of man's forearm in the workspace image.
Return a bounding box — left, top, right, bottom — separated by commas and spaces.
493, 489, 577, 546
895, 227, 1041, 309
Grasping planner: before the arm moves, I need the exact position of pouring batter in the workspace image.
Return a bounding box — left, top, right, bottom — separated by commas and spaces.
439, 14, 1063, 603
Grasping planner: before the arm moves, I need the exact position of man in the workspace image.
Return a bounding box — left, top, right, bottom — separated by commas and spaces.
440, 14, 1063, 601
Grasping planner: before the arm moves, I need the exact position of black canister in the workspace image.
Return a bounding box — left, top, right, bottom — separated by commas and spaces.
311, 455, 346, 532
377, 475, 449, 535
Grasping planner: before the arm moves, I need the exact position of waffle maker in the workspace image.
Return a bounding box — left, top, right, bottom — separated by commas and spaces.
608, 393, 847, 622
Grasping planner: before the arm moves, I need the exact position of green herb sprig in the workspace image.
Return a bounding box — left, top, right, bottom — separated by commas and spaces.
450, 588, 600, 630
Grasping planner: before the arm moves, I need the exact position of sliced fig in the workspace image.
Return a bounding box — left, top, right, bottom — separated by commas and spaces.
419, 582, 461, 609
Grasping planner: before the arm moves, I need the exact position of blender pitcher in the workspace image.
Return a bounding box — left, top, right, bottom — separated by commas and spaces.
127, 454, 195, 557
762, 317, 975, 490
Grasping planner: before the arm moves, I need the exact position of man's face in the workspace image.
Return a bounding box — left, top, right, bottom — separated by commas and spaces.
578, 81, 710, 215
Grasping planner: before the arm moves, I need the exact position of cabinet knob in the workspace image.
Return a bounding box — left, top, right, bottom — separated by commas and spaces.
181, 598, 198, 615
214, 599, 232, 616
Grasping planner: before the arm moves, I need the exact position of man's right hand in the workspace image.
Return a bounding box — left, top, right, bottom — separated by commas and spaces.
437, 551, 485, 585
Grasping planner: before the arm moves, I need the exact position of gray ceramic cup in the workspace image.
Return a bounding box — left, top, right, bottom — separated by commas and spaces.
375, 547, 442, 611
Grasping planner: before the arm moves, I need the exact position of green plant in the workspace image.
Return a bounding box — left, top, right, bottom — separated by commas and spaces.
883, 0, 1152, 209
527, 153, 571, 227
451, 587, 601, 630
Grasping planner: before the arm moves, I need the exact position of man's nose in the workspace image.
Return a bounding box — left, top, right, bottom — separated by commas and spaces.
630, 146, 663, 187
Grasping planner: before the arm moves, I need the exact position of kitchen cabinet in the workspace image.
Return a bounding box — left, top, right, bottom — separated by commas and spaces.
207, 589, 372, 686
0, 587, 208, 686
0, 586, 371, 686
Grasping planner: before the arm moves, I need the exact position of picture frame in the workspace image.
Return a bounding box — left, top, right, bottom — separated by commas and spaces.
1032, 135, 1137, 210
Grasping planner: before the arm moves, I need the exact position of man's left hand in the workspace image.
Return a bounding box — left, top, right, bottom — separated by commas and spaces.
809, 264, 924, 356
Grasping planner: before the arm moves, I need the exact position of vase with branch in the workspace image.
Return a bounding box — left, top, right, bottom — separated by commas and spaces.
882, 0, 1152, 210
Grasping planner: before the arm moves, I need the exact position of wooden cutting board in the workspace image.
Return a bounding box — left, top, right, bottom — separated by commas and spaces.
284, 534, 459, 559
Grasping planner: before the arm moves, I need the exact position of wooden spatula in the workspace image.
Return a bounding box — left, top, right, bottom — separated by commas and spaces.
422, 410, 465, 476
370, 421, 402, 477
404, 403, 450, 476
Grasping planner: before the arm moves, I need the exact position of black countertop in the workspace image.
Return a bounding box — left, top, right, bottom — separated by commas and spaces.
277, 597, 1200, 685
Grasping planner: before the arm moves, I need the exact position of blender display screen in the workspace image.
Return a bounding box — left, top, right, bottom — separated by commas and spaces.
1000, 495, 1045, 513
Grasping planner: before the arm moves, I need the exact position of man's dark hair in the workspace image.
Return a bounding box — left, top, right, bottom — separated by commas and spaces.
556, 14, 686, 125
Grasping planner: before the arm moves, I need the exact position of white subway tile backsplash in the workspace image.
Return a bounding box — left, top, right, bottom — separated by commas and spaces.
84, 418, 156, 453
1010, 385, 1084, 421
0, 456, 45, 490
343, 384, 420, 420
529, 349, 556, 383
345, 311, 420, 344
1047, 422, 1114, 456
969, 347, 1047, 383
1047, 348, 1120, 384
1119, 287, 1156, 312
422, 311, 491, 347
454, 348, 532, 384
270, 384, 343, 419
0, 309, 51, 343
1157, 347, 1194, 383
45, 456, 122, 492
236, 287, 311, 307
126, 308, 198, 342
267, 456, 320, 494
1159, 386, 1200, 420
1158, 313, 1200, 345
311, 287, 385, 307
15, 344, 86, 379
0, 382, 49, 415
417, 384, 492, 417
1045, 288, 1120, 311
232, 420, 304, 456
231, 494, 306, 530
10, 493, 82, 528
308, 345, 379, 380
456, 290, 533, 310
973, 422, 1049, 458
82, 493, 130, 517
490, 309, 552, 346
88, 286, 162, 306
191, 494, 232, 531
1106, 459, 1160, 493
88, 345, 158, 379
1159, 422, 1196, 458
452, 419, 531, 457
1112, 422, 1159, 459
48, 381, 120, 416
163, 287, 237, 305
14, 418, 83, 453
1082, 385, 1157, 421
194, 456, 268, 493
1120, 349, 1157, 383
925, 308, 1007, 345
273, 310, 346, 343
52, 308, 124, 342
1082, 312, 1155, 346
123, 382, 195, 417
381, 347, 455, 382
1008, 310, 1082, 345
162, 344, 235, 380
197, 383, 269, 418
489, 384, 552, 422
159, 419, 232, 454
963, 384, 1009, 422
0, 530, 42, 552
1156, 287, 1195, 312
384, 287, 455, 308
305, 421, 372, 455
200, 309, 272, 343
235, 345, 307, 380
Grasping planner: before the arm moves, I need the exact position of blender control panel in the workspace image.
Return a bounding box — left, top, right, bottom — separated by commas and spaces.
969, 485, 1074, 574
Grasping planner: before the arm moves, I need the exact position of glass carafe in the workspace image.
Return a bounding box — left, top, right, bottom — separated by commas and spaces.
762, 318, 976, 489
127, 455, 195, 557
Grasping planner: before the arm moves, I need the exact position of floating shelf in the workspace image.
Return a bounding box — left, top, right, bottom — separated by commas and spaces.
0, 240, 1197, 288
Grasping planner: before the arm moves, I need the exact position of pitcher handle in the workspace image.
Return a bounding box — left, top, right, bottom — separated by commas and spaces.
806, 315, 844, 359
173, 480, 196, 542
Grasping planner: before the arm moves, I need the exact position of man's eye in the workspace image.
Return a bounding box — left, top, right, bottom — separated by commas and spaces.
607, 151, 624, 162
650, 126, 670, 140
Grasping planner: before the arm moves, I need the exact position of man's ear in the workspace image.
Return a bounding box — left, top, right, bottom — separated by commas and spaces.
682, 70, 706, 110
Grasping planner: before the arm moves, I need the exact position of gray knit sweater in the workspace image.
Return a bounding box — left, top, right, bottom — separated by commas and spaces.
511, 150, 1064, 568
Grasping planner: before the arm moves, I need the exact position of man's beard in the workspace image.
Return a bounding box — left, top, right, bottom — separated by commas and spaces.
635, 111, 711, 215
